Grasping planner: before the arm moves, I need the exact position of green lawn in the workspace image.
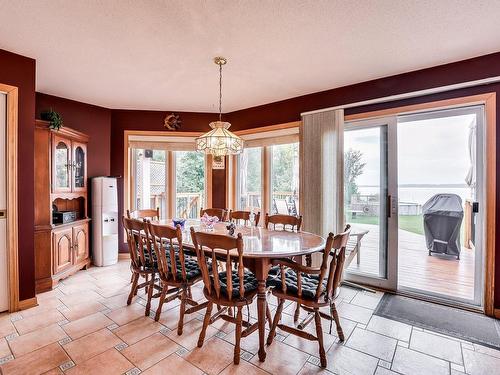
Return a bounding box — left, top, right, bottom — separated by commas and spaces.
348, 215, 424, 235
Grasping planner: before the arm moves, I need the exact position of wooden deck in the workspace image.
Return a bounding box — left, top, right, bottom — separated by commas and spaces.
346, 223, 475, 301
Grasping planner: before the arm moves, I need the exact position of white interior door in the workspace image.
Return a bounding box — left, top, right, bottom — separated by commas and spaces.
0, 93, 7, 312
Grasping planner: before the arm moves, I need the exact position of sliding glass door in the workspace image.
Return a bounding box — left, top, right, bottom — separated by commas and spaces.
344, 105, 485, 308
396, 106, 485, 307
343, 117, 398, 290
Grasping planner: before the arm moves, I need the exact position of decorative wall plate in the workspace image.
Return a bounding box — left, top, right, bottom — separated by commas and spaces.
164, 113, 182, 130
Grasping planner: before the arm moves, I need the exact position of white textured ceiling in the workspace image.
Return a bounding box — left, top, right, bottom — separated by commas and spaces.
1, 0, 500, 112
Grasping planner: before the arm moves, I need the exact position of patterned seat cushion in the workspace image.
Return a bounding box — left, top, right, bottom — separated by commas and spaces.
267, 268, 327, 299
215, 269, 258, 298
144, 245, 203, 281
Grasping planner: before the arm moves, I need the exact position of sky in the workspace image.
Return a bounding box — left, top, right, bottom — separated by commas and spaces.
344, 113, 477, 187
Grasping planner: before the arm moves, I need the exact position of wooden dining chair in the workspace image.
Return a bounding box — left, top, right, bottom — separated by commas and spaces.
127, 207, 160, 220
122, 216, 158, 316
190, 227, 271, 365
200, 207, 227, 221
265, 213, 304, 319
147, 221, 209, 334
264, 213, 302, 232
266, 225, 351, 368
228, 210, 260, 226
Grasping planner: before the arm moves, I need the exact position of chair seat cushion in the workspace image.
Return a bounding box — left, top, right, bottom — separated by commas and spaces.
267, 268, 327, 299
145, 245, 203, 281
215, 269, 258, 298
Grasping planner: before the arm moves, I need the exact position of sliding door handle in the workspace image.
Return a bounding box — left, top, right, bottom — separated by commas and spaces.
387, 195, 391, 218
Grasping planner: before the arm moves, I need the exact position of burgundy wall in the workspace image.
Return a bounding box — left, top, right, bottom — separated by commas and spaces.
35, 93, 112, 178
227, 52, 500, 309
110, 109, 222, 252
227, 52, 500, 129
0, 49, 36, 301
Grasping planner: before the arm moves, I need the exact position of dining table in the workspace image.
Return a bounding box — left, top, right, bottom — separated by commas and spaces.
152, 219, 326, 362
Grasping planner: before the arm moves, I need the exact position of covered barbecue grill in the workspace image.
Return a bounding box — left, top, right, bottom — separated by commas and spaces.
422, 194, 464, 259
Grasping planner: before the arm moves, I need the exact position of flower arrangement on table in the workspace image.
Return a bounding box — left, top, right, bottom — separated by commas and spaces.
201, 213, 219, 230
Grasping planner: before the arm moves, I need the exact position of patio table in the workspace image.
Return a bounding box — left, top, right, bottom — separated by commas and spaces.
151, 219, 326, 362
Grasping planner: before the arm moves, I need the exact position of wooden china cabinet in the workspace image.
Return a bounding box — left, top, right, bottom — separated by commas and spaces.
34, 120, 91, 293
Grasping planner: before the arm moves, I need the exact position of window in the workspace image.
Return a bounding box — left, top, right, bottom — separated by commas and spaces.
234, 134, 300, 218
237, 147, 262, 211
174, 151, 206, 219
129, 142, 208, 219
132, 149, 167, 218
270, 143, 299, 215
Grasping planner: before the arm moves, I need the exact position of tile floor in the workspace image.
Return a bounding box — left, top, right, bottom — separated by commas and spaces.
0, 260, 499, 375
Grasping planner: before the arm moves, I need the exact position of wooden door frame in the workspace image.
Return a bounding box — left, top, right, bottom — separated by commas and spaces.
345, 92, 497, 316
0, 83, 20, 312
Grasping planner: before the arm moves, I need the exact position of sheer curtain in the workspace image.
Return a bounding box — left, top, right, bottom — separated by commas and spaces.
300, 109, 344, 242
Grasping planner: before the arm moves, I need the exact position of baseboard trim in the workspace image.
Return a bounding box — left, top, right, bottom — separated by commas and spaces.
18, 297, 38, 311
118, 253, 130, 260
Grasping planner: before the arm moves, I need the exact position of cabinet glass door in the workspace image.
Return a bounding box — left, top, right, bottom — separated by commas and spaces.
53, 136, 71, 192
73, 143, 87, 191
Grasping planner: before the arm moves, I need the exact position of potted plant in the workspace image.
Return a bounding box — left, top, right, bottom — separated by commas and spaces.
40, 109, 63, 130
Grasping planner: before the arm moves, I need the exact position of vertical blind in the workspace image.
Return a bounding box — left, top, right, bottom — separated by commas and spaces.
300, 109, 344, 238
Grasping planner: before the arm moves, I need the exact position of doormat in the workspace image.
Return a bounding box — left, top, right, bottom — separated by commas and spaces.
374, 294, 500, 350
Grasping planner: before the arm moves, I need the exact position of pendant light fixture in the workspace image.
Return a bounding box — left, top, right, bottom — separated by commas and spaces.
195, 57, 243, 157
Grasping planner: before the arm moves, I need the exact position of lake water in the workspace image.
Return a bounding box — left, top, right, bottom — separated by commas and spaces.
358, 186, 472, 206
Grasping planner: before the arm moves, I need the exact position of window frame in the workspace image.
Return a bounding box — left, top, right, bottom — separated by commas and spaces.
229, 122, 301, 221
124, 131, 212, 223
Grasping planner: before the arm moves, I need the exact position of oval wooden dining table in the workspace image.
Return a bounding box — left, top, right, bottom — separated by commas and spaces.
151, 219, 326, 362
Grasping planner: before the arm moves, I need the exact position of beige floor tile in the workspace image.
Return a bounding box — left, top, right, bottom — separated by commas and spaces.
106, 302, 145, 325
297, 362, 335, 374
13, 309, 65, 335
41, 368, 64, 375
325, 343, 379, 375
63, 328, 122, 364
463, 348, 500, 375
0, 337, 11, 358
59, 290, 103, 307
114, 316, 163, 345
121, 331, 180, 370
250, 340, 309, 375
350, 292, 383, 310
336, 302, 373, 325
166, 317, 218, 350
185, 337, 234, 375
220, 360, 271, 375
410, 330, 462, 364
65, 348, 134, 375
366, 315, 412, 342
60, 300, 108, 321
346, 327, 397, 362
0, 342, 70, 375
57, 281, 98, 295
375, 367, 400, 375
142, 353, 204, 375
223, 327, 268, 355
9, 324, 67, 358
283, 328, 336, 356
20, 297, 62, 318
472, 343, 500, 359
101, 292, 134, 310
62, 312, 113, 339
157, 305, 200, 330
0, 316, 16, 338
392, 346, 450, 375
